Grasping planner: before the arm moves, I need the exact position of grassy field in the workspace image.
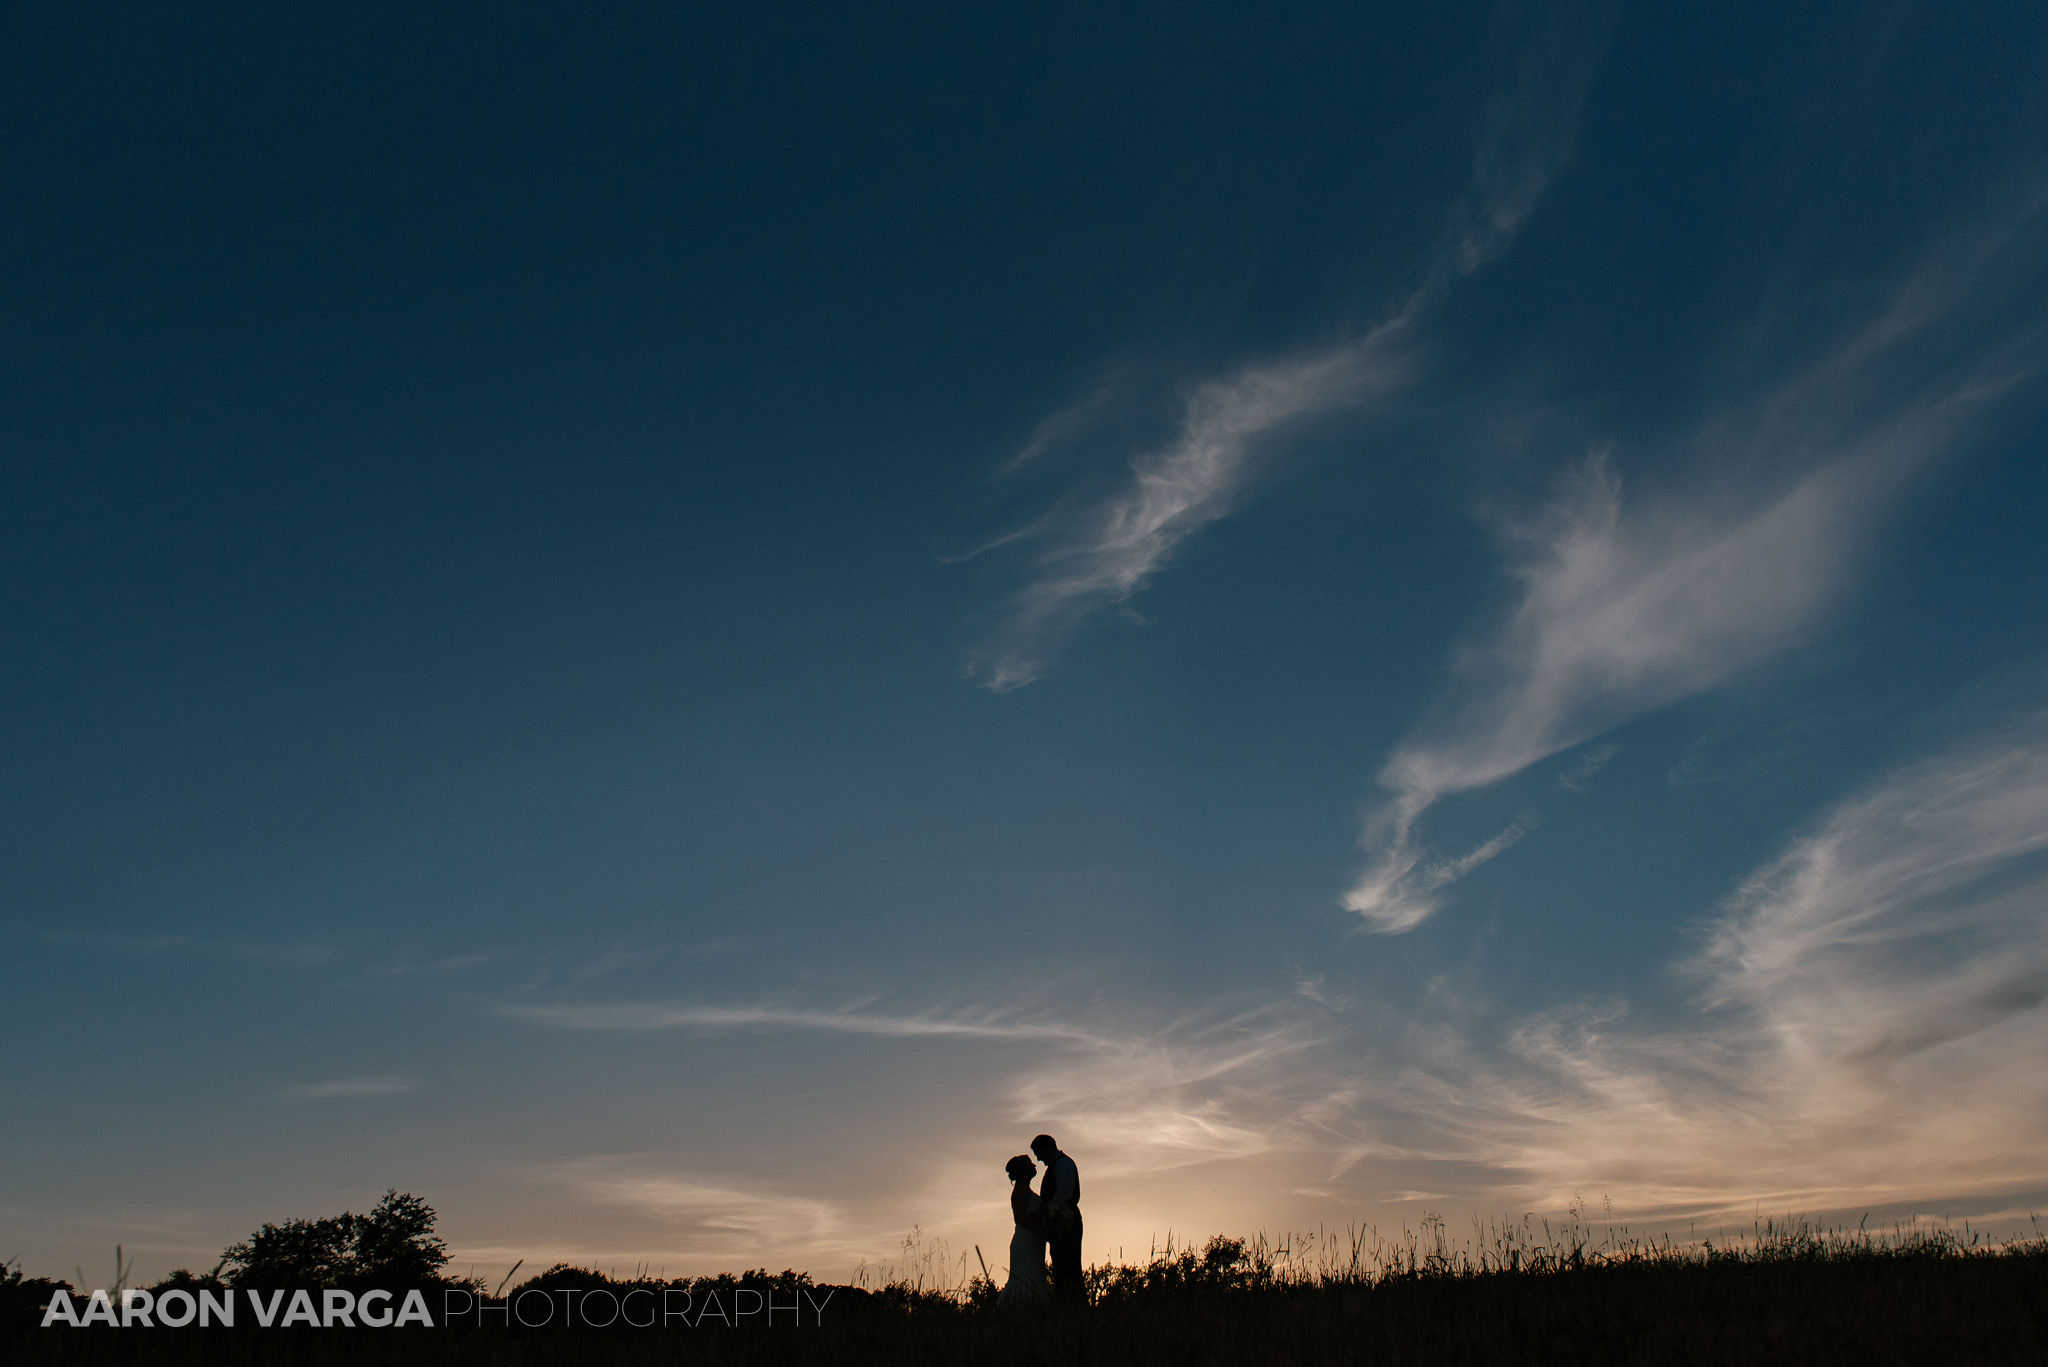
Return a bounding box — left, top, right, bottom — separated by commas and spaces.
8, 1218, 2045, 1365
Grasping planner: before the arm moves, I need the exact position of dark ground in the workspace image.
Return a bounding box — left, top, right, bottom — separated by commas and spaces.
9, 1248, 2047, 1367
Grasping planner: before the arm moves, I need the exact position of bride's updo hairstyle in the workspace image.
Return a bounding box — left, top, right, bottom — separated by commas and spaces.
1006, 1155, 1036, 1182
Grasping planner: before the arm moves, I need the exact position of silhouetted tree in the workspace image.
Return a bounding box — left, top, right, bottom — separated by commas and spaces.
349, 1191, 447, 1285
221, 1190, 449, 1290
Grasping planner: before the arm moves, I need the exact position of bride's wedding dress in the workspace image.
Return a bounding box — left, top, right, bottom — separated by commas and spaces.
1001, 1183, 1049, 1304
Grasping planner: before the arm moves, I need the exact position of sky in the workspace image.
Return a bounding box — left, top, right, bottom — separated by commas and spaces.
6, 0, 2048, 1289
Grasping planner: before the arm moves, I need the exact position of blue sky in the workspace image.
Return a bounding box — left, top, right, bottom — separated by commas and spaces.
6, 0, 2048, 1285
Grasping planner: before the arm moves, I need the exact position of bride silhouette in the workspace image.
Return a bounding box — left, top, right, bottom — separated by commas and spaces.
1000, 1154, 1049, 1303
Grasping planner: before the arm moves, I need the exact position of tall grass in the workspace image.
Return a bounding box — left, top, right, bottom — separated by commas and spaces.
1089, 1208, 2048, 1291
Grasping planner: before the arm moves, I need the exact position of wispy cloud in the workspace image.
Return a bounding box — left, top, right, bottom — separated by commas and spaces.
1345, 208, 2045, 930
1558, 743, 1618, 792
968, 335, 1415, 692
579, 1168, 842, 1246
1005, 1009, 1326, 1174
1702, 720, 2048, 1065
1374, 719, 2048, 1218
966, 5, 1614, 692
1345, 452, 1901, 930
1452, 0, 1617, 276
371, 948, 517, 977
461, 1158, 874, 1274
285, 1075, 422, 1099
500, 1000, 1101, 1042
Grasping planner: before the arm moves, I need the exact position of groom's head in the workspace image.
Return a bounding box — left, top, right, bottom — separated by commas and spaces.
1030, 1133, 1059, 1161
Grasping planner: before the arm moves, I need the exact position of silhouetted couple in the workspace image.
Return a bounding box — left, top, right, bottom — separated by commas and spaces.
1000, 1133, 1081, 1305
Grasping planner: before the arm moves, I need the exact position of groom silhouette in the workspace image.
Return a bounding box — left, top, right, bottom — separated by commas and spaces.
1030, 1133, 1082, 1299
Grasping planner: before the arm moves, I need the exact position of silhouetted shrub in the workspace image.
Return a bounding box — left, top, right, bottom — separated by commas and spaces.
1, 1265, 75, 1346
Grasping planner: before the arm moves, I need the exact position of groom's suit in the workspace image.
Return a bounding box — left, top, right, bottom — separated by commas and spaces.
1039, 1149, 1083, 1297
